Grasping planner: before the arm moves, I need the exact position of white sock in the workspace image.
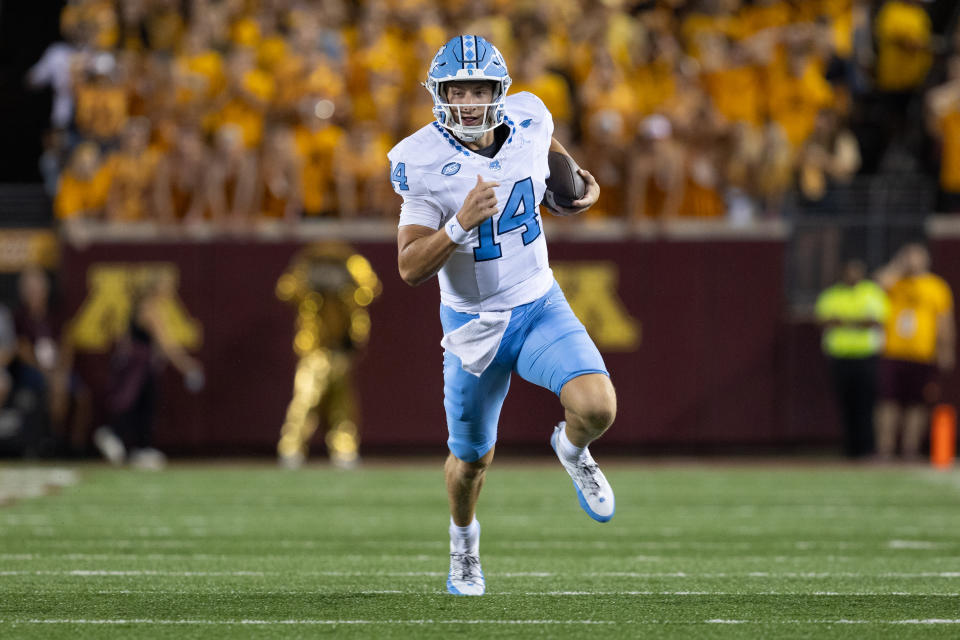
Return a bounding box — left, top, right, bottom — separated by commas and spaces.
558, 426, 586, 463
449, 517, 480, 554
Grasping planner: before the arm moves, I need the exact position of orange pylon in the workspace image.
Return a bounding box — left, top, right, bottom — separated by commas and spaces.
931, 404, 956, 470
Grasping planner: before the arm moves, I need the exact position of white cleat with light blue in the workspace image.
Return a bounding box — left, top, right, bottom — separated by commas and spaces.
551, 423, 615, 522
447, 552, 485, 595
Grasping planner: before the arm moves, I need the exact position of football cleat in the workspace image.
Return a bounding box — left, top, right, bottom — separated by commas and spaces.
447, 551, 485, 596
551, 424, 615, 523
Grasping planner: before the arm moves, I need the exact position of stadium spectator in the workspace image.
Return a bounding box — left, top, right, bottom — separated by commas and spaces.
256, 124, 303, 222
796, 108, 861, 211
628, 114, 685, 221
54, 142, 112, 223
873, 0, 933, 94
815, 259, 889, 458
926, 55, 960, 213
104, 117, 161, 222
94, 273, 204, 469
0, 304, 49, 458
152, 124, 211, 223
14, 267, 93, 457
72, 51, 129, 145
0, 306, 16, 424
204, 124, 258, 226
874, 243, 955, 461
26, 36, 79, 133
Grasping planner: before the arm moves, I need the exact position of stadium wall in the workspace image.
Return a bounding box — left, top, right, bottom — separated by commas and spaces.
57, 231, 960, 456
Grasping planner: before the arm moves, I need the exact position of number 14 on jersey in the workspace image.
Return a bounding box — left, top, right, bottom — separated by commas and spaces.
474, 177, 540, 262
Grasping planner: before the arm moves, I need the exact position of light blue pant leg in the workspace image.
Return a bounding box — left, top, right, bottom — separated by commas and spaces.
515, 284, 609, 396
443, 351, 512, 462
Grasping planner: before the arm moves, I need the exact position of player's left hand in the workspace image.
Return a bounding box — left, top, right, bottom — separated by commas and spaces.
555, 169, 600, 215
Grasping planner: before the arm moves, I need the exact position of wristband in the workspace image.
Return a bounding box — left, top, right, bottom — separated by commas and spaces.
444, 217, 471, 245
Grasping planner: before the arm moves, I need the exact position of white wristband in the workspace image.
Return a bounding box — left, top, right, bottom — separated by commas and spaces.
444, 217, 471, 245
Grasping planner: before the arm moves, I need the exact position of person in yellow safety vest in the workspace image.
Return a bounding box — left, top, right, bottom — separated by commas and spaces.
275, 243, 381, 469
816, 260, 890, 458
874, 243, 956, 461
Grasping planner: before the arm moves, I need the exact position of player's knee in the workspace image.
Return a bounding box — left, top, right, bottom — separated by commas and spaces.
563, 375, 617, 432
581, 401, 616, 434
451, 451, 491, 481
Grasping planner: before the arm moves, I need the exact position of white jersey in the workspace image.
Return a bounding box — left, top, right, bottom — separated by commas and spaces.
389, 92, 555, 313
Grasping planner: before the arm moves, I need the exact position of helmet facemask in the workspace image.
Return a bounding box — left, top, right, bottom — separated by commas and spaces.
427, 78, 510, 142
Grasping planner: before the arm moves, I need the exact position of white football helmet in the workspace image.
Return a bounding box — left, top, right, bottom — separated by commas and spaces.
425, 35, 511, 142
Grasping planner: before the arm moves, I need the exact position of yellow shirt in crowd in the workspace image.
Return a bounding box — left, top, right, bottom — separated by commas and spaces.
874, 0, 932, 92
884, 274, 953, 363
54, 167, 112, 220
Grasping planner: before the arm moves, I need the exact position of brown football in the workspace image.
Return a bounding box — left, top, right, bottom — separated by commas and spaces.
543, 151, 586, 214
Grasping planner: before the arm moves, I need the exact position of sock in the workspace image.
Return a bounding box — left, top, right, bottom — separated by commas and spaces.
558, 426, 586, 463
449, 517, 480, 554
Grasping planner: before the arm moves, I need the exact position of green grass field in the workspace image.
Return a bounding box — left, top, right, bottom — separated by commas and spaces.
2, 460, 960, 638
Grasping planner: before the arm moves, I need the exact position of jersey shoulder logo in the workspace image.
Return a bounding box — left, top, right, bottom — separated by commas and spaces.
441, 162, 461, 176
519, 118, 532, 128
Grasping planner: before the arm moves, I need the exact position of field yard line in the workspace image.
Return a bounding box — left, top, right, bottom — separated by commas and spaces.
4, 619, 960, 626
2, 619, 616, 626
518, 591, 960, 596
82, 589, 960, 597
5, 569, 960, 578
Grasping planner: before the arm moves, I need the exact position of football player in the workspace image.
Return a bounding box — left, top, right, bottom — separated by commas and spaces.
388, 35, 617, 596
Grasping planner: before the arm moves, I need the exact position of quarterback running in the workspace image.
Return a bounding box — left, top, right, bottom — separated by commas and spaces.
388, 35, 617, 596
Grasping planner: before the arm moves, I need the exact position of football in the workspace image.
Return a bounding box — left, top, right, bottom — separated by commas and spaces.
543, 151, 587, 214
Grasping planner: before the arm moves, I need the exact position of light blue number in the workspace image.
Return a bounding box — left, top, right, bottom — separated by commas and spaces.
391, 162, 409, 191
473, 218, 501, 261
497, 177, 540, 245
472, 177, 540, 262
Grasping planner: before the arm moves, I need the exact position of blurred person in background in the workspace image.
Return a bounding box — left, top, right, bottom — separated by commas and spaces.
815, 259, 889, 458
627, 114, 685, 221
796, 108, 861, 212
925, 55, 960, 214
54, 141, 112, 224
871, 0, 934, 163
203, 123, 258, 227
94, 273, 204, 469
210, 47, 275, 149
874, 0, 933, 95
874, 244, 955, 461
293, 97, 349, 219
0, 303, 49, 458
152, 124, 211, 223
72, 51, 129, 146
104, 117, 161, 222
338, 121, 394, 217
14, 267, 92, 457
765, 36, 835, 150
26, 15, 80, 135
275, 243, 380, 469
256, 124, 303, 223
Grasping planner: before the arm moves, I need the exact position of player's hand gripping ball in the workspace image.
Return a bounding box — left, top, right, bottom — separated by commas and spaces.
543, 151, 587, 215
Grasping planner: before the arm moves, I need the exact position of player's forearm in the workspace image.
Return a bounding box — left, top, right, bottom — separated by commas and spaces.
398, 228, 458, 287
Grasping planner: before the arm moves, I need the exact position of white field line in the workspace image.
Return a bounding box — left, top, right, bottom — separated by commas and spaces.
3, 619, 960, 626
1, 619, 615, 626
86, 589, 960, 597
4, 570, 960, 578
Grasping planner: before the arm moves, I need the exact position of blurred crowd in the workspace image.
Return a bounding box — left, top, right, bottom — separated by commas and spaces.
27, 0, 960, 227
